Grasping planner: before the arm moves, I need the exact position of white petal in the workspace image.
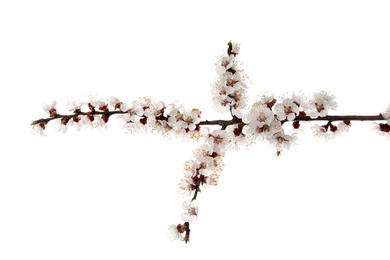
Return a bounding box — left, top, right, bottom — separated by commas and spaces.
287, 113, 296, 121
310, 111, 319, 119
120, 103, 129, 112
110, 96, 119, 106
216, 66, 226, 75
319, 110, 328, 117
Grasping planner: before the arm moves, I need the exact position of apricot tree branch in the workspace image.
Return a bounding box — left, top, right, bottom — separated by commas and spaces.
31, 110, 386, 128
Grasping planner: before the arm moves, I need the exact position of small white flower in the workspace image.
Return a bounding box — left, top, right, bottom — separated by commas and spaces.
109, 96, 120, 107
254, 92, 276, 108
54, 120, 68, 133
181, 200, 198, 224
267, 129, 298, 153
307, 90, 337, 118
243, 104, 274, 126
204, 173, 220, 186
67, 99, 83, 112
242, 104, 275, 140
42, 101, 57, 116
167, 224, 183, 241
274, 92, 306, 121
86, 93, 102, 108
178, 179, 193, 197
337, 121, 351, 132
274, 98, 299, 121
182, 161, 197, 179
67, 118, 82, 131
31, 124, 46, 137
372, 122, 390, 140
207, 130, 229, 152
216, 54, 235, 75
312, 124, 330, 140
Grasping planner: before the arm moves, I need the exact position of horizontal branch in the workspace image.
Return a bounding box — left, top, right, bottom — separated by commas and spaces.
198, 114, 386, 127
198, 117, 242, 127
293, 114, 385, 122
31, 110, 126, 125
32, 110, 386, 128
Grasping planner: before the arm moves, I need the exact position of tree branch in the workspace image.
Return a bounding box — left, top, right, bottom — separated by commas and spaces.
32, 110, 386, 128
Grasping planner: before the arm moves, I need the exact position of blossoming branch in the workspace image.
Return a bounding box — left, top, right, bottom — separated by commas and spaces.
31, 42, 390, 243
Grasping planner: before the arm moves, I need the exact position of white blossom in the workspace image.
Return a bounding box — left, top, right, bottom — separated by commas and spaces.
274, 92, 307, 121
42, 101, 57, 116
86, 93, 102, 108
109, 96, 120, 107
167, 224, 183, 241
178, 179, 193, 197
31, 124, 46, 137
372, 122, 390, 140
216, 54, 234, 75
242, 104, 275, 140
54, 120, 68, 133
207, 129, 230, 153
312, 124, 330, 140
181, 200, 198, 223
267, 129, 298, 154
211, 45, 248, 116
308, 90, 337, 118
66, 99, 83, 112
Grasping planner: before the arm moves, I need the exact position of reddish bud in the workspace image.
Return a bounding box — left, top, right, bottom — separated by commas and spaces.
140, 117, 147, 125
114, 102, 122, 110
49, 108, 57, 117
343, 120, 351, 126
99, 104, 109, 111
39, 122, 46, 130
320, 124, 329, 132
176, 224, 185, 233
379, 123, 390, 133
329, 123, 338, 132
210, 152, 219, 158
88, 103, 95, 112
87, 113, 94, 122
228, 68, 237, 74
267, 98, 277, 109
292, 121, 300, 129
61, 117, 70, 125
233, 123, 244, 136
101, 114, 109, 123
73, 108, 81, 114
73, 116, 81, 123
156, 114, 167, 121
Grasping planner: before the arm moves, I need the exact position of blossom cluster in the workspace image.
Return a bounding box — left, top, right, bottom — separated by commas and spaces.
113, 97, 203, 139
169, 131, 226, 242
31, 41, 390, 243
32, 95, 203, 141
211, 42, 248, 118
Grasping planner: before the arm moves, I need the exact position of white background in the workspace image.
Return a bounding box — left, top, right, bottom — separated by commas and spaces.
1, 0, 390, 259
